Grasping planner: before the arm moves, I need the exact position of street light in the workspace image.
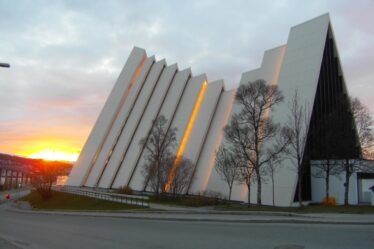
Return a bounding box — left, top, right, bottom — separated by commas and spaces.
0, 63, 10, 68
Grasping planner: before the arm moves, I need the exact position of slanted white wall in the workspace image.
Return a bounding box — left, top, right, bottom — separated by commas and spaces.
112, 64, 177, 188
254, 14, 330, 206
98, 60, 166, 188
182, 80, 223, 192
188, 89, 235, 195
167, 75, 207, 157
66, 47, 147, 186
129, 69, 191, 191
211, 45, 287, 204
84, 56, 155, 187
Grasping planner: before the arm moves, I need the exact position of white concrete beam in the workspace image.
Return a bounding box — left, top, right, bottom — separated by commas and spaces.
84, 56, 155, 187
189, 89, 236, 195
112, 64, 178, 188
98, 59, 166, 189
66, 47, 147, 186
129, 68, 191, 191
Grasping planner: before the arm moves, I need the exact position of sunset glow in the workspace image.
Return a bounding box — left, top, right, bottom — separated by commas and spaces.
28, 149, 79, 162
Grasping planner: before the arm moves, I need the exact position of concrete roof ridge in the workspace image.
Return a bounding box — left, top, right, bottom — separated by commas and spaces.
290, 12, 330, 30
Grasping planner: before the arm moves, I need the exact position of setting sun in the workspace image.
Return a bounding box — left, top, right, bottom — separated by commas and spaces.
29, 149, 79, 162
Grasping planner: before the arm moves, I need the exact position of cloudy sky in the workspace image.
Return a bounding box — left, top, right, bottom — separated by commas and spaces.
0, 0, 373, 160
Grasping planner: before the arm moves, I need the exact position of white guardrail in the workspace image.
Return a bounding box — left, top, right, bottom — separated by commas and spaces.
53, 186, 149, 207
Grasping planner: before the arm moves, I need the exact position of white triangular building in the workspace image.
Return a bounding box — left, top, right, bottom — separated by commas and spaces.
67, 14, 362, 206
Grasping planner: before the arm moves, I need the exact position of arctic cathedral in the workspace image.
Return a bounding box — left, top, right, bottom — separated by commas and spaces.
66, 14, 361, 206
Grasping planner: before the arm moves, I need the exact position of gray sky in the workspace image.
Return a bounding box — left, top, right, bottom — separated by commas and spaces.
0, 0, 373, 157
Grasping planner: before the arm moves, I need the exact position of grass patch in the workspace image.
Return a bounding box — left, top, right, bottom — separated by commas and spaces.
150, 195, 224, 207
215, 203, 374, 214
20, 190, 146, 211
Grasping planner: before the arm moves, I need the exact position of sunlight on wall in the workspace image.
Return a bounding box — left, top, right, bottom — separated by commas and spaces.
164, 80, 208, 191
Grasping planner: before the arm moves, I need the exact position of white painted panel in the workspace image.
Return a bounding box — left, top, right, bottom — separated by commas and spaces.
66, 47, 146, 186
209, 45, 288, 203
205, 91, 249, 202
221, 15, 330, 206
189, 89, 235, 195
98, 60, 166, 188
112, 64, 178, 188
142, 74, 206, 191
182, 80, 223, 162
240, 46, 290, 205
263, 14, 329, 206
168, 74, 207, 156
129, 69, 191, 191
83, 56, 155, 187
182, 81, 223, 194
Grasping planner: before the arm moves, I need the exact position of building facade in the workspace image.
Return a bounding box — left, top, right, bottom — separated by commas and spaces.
66, 14, 362, 206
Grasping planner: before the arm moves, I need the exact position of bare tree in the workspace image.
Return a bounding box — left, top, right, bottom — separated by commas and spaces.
215, 146, 242, 200
285, 90, 309, 206
168, 157, 194, 197
30, 161, 65, 199
311, 159, 341, 203
327, 96, 362, 205
265, 154, 284, 207
224, 79, 286, 205
267, 127, 291, 206
342, 159, 361, 205
351, 97, 374, 159
311, 112, 344, 203
140, 115, 177, 196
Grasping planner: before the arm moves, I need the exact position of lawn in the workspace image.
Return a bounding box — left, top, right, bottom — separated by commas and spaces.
148, 194, 374, 213
149, 195, 222, 207
20, 190, 146, 211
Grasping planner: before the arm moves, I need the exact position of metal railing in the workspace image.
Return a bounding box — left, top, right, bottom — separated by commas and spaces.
53, 186, 149, 207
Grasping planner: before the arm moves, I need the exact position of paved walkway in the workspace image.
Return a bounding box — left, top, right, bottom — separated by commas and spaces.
0, 189, 30, 202
2, 189, 374, 225
5, 203, 374, 225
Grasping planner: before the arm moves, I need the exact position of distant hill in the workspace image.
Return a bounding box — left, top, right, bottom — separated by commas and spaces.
0, 153, 73, 175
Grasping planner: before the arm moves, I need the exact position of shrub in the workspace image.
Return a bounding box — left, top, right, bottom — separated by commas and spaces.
118, 186, 133, 195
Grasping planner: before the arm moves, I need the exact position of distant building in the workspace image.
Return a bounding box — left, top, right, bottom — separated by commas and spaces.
66, 14, 365, 206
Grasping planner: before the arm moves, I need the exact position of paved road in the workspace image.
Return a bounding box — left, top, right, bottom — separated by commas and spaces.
0, 204, 373, 249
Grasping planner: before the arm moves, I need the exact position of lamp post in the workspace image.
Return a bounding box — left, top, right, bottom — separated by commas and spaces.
0, 63, 10, 68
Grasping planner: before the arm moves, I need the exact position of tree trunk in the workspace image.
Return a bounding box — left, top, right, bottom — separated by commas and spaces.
344, 160, 350, 206
228, 185, 232, 201
325, 174, 329, 202
247, 183, 251, 207
298, 173, 303, 207
156, 165, 160, 197
272, 173, 275, 207
256, 168, 262, 205
325, 161, 330, 203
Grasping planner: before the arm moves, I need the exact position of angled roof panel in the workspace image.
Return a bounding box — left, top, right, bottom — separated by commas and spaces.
112, 64, 178, 188
189, 89, 235, 195
128, 68, 191, 190
66, 47, 147, 186
84, 56, 155, 187
98, 59, 166, 188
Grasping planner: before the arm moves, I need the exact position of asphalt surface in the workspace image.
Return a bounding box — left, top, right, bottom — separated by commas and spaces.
0, 202, 373, 249
1, 189, 374, 249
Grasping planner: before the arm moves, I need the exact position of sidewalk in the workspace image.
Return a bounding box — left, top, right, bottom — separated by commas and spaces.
0, 188, 30, 202
7, 202, 374, 225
